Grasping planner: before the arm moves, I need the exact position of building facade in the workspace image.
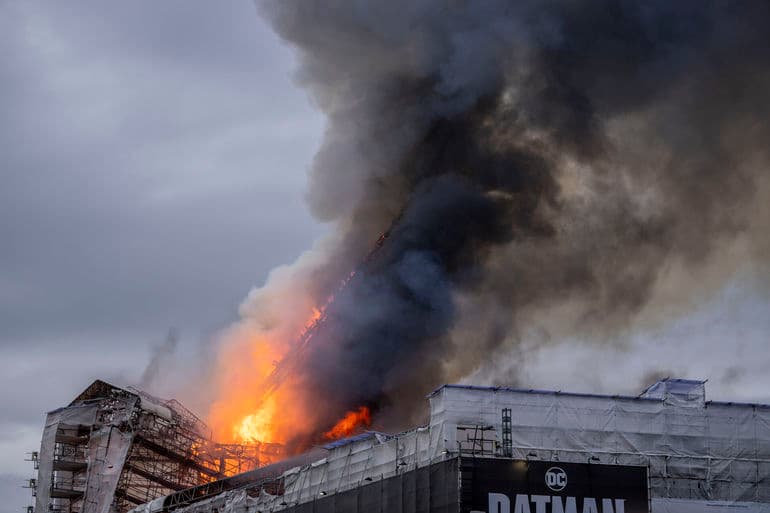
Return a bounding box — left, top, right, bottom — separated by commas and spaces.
32, 380, 269, 513
130, 379, 770, 513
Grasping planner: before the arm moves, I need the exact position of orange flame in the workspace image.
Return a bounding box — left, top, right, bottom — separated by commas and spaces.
323, 406, 372, 440
206, 248, 377, 452
207, 298, 332, 449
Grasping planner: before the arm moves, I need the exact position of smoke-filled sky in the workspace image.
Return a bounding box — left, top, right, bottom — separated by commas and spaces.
223, 0, 770, 450
2, 1, 770, 511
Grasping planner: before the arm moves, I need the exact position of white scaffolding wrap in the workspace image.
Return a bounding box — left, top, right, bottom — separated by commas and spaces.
133, 427, 453, 513
133, 379, 770, 513
34, 380, 268, 513
36, 404, 99, 513
429, 380, 770, 504
35, 396, 138, 513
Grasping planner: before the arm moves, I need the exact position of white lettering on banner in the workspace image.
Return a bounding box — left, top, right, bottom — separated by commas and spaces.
552, 496, 578, 513
531, 495, 551, 513
489, 493, 511, 513
514, 494, 531, 513
582, 498, 598, 513
485, 493, 628, 513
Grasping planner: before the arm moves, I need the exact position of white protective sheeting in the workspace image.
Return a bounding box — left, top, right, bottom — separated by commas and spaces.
246, 426, 448, 511
139, 427, 452, 513
35, 404, 99, 513
651, 498, 770, 512
35, 395, 138, 513
136, 379, 770, 513
429, 381, 770, 506
82, 395, 139, 513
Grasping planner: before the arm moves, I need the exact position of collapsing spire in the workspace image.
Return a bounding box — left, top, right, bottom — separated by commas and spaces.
208, 0, 770, 450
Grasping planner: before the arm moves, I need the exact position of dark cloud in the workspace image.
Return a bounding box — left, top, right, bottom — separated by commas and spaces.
250, 0, 770, 448
3, 6, 770, 511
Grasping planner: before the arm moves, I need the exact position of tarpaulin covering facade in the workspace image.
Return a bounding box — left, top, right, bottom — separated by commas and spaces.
36, 393, 138, 513
133, 379, 770, 513
34, 380, 262, 513
36, 402, 101, 513
431, 379, 770, 511
132, 428, 452, 513
170, 459, 460, 513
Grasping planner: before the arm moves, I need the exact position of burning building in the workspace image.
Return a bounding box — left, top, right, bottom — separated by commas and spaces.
202, 0, 770, 463
29, 380, 280, 513
24, 1, 770, 512
114, 378, 770, 513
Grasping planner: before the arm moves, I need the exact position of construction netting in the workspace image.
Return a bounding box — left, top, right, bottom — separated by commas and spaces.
131, 427, 454, 513
132, 380, 770, 513
36, 403, 99, 513
145, 458, 459, 513
429, 381, 770, 508
36, 395, 138, 513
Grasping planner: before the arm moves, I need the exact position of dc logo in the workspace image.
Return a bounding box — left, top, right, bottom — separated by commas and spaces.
545, 467, 567, 491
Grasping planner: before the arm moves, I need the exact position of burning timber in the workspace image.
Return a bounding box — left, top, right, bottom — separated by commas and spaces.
29, 380, 283, 513
113, 378, 770, 513
244, 230, 391, 419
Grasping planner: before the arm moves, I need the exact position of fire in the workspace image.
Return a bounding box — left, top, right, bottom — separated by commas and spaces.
205, 233, 386, 455
236, 395, 278, 442
206, 293, 334, 450
207, 332, 286, 442
323, 406, 372, 440
305, 307, 322, 328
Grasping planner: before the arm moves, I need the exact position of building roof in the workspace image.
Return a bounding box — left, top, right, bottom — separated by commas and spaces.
321, 431, 390, 450
428, 378, 770, 410
426, 383, 657, 402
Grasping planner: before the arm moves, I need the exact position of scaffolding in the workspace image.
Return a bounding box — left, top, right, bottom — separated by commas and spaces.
24, 451, 39, 513
456, 424, 496, 457
34, 380, 279, 513
127, 378, 770, 513
501, 407, 512, 458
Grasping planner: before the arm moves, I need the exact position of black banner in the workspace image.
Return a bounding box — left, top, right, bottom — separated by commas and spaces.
464, 459, 648, 513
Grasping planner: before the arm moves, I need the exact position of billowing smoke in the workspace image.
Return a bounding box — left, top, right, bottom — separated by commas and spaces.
208, 1, 770, 450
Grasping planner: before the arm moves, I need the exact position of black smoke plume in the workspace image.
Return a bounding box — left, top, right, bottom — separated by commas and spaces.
251, 0, 770, 448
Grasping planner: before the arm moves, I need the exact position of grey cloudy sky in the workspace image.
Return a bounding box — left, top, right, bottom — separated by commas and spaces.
1, 2, 769, 512
0, 2, 323, 507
